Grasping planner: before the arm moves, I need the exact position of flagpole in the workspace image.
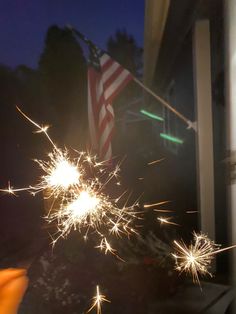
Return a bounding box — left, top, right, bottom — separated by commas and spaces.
67, 25, 197, 132
133, 77, 195, 130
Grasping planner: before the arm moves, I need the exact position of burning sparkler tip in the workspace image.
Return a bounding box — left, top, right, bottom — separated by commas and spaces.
172, 232, 223, 285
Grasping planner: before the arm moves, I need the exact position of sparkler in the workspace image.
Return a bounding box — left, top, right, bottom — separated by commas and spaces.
1, 107, 139, 251
87, 285, 110, 314
32, 149, 83, 199
172, 232, 236, 285
49, 181, 139, 245
4, 107, 236, 296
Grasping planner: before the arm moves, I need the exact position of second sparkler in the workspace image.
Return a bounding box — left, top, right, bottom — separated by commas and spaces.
1, 107, 139, 253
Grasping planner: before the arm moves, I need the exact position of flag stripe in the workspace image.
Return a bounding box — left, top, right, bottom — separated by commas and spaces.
100, 125, 114, 158
102, 62, 120, 84
99, 105, 114, 135
99, 120, 114, 149
103, 66, 124, 91
88, 69, 99, 148
99, 106, 114, 135
105, 71, 132, 103
102, 144, 112, 162
88, 52, 132, 162
102, 57, 115, 73
100, 54, 110, 66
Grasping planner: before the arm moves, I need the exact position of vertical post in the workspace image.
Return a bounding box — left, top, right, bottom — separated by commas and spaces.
193, 20, 215, 240
144, 0, 170, 86
225, 0, 236, 303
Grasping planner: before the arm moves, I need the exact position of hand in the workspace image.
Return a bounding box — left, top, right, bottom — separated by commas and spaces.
0, 268, 28, 314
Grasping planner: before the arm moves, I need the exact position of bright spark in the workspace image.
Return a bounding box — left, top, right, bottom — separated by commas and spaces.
61, 190, 99, 222
172, 232, 236, 285
147, 158, 165, 165
0, 181, 30, 196
87, 285, 110, 314
16, 106, 57, 150
186, 210, 198, 214
33, 149, 82, 197
35, 125, 50, 133
48, 158, 80, 188
144, 200, 171, 208
96, 238, 116, 255
157, 217, 179, 226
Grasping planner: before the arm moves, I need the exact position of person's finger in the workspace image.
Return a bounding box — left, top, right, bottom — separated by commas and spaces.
0, 269, 27, 289
0, 273, 28, 314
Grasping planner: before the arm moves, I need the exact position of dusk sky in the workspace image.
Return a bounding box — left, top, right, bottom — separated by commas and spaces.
0, 0, 144, 69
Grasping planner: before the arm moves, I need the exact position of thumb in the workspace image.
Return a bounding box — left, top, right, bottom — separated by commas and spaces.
0, 269, 28, 314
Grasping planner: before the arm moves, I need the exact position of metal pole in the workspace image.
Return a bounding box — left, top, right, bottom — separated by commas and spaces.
193, 20, 215, 241
133, 77, 194, 128
225, 0, 236, 306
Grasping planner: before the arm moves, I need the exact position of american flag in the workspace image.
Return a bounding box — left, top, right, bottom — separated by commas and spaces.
88, 46, 133, 161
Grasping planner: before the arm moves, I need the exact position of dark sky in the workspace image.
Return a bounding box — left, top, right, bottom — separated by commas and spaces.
0, 0, 144, 69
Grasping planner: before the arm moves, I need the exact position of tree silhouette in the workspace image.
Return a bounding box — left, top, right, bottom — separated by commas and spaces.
0, 65, 21, 107
39, 25, 87, 148
106, 30, 143, 156
106, 29, 143, 107
107, 29, 143, 76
